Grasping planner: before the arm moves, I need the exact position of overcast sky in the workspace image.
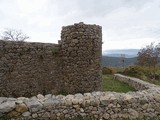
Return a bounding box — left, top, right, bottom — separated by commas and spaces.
0, 0, 160, 51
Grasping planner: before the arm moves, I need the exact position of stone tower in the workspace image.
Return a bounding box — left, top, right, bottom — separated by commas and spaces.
60, 22, 102, 94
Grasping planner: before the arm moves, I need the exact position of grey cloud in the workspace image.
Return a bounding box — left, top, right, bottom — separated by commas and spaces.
49, 0, 152, 18
0, 0, 160, 50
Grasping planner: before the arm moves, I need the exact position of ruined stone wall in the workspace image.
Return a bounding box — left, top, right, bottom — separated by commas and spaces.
0, 40, 62, 97
0, 74, 160, 120
114, 74, 154, 90
60, 22, 102, 93
0, 22, 102, 97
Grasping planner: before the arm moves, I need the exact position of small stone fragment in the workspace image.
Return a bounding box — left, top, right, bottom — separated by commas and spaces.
15, 103, 28, 113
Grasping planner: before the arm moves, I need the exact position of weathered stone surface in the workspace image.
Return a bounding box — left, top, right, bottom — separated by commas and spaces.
43, 99, 57, 108
32, 113, 38, 118
108, 103, 114, 108
0, 97, 7, 104
72, 98, 79, 105
64, 99, 72, 106
63, 110, 68, 114
15, 103, 28, 113
22, 111, 31, 117
128, 108, 139, 119
26, 100, 42, 112
42, 112, 50, 118
122, 113, 129, 119
50, 113, 57, 120
7, 98, 17, 101
100, 95, 109, 105
124, 94, 133, 101
17, 97, 29, 102
0, 101, 16, 113
84, 93, 92, 99
37, 94, 45, 100
15, 100, 23, 104
103, 113, 110, 119
45, 94, 52, 99
8, 111, 21, 117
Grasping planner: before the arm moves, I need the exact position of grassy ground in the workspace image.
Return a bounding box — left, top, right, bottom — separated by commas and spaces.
143, 78, 160, 86
102, 74, 136, 93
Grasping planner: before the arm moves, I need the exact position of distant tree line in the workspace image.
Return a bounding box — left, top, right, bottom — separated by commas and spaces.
137, 42, 160, 67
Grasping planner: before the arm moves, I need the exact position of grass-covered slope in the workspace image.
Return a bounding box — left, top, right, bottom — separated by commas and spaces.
102, 74, 136, 92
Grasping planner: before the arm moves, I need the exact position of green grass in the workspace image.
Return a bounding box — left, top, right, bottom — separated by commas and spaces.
102, 74, 136, 93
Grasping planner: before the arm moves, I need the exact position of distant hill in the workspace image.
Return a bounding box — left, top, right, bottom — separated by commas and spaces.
103, 49, 139, 58
102, 56, 137, 67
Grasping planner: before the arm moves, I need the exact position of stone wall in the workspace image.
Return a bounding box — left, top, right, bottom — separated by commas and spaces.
60, 22, 102, 93
0, 74, 160, 119
0, 22, 102, 97
0, 41, 62, 97
114, 74, 155, 90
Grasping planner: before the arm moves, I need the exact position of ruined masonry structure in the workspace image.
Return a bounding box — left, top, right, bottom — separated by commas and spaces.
61, 22, 102, 93
0, 74, 160, 119
0, 22, 102, 97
